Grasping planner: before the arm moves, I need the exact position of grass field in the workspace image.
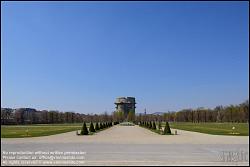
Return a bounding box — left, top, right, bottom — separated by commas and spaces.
1, 123, 85, 138
1, 123, 114, 138
2, 122, 249, 138
168, 122, 249, 136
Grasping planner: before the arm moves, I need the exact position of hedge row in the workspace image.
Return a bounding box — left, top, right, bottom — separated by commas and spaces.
78, 121, 119, 135
139, 121, 171, 135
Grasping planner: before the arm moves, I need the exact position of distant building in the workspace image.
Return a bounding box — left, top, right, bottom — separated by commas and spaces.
115, 97, 136, 117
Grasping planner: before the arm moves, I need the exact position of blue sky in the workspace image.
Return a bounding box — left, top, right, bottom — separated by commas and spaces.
1, 2, 249, 114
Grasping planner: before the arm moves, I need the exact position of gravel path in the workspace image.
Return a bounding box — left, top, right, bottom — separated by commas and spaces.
1, 125, 249, 166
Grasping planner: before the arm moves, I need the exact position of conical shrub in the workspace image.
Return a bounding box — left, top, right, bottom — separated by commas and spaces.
89, 122, 95, 132
163, 122, 171, 135
80, 122, 89, 135
149, 122, 152, 129
100, 123, 103, 129
95, 122, 100, 131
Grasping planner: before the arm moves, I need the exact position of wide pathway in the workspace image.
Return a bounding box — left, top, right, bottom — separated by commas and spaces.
1, 125, 249, 166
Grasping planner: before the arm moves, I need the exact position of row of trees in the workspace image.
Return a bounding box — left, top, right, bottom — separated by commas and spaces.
1, 100, 248, 124
1, 108, 114, 125
135, 100, 249, 123
112, 110, 135, 122
139, 121, 171, 134
79, 121, 115, 135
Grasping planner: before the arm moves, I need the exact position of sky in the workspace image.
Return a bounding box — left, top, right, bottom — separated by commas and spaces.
1, 2, 249, 114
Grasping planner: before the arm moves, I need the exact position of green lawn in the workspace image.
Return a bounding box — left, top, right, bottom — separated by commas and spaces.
1, 123, 85, 138
20, 123, 84, 126
1, 123, 114, 138
168, 122, 249, 136
2, 122, 248, 138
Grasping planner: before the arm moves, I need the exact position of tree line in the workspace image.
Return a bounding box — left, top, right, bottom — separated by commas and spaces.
1, 100, 248, 125
135, 100, 249, 123
1, 108, 114, 125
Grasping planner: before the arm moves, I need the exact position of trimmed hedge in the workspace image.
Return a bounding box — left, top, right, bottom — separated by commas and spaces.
78, 121, 116, 136
140, 121, 172, 135
163, 122, 171, 135
80, 122, 89, 135
89, 122, 95, 132
95, 122, 100, 131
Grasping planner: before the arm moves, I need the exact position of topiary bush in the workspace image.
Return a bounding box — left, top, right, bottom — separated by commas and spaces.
95, 122, 100, 131
89, 122, 95, 132
163, 122, 171, 135
80, 122, 89, 135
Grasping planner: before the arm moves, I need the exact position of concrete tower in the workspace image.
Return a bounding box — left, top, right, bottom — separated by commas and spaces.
115, 97, 136, 117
